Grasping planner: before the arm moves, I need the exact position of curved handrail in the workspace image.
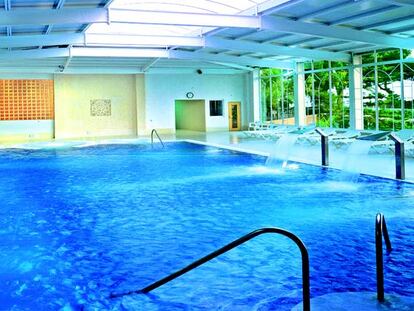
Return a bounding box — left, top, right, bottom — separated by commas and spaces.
111, 227, 311, 311
375, 213, 392, 302
151, 129, 164, 148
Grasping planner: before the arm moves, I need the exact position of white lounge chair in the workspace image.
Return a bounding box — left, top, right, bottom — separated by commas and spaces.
297, 127, 337, 146
329, 130, 362, 149
371, 129, 414, 154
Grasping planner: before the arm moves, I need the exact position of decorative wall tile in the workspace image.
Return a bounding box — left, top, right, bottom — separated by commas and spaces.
0, 80, 54, 121
90, 99, 111, 117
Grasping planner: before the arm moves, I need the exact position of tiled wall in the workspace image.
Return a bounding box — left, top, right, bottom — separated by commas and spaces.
0, 80, 54, 121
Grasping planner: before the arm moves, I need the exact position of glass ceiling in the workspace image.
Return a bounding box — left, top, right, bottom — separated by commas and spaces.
87, 0, 268, 36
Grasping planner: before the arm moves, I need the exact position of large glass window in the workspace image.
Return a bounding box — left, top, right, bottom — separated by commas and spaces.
260, 69, 294, 124
362, 66, 376, 130
377, 63, 402, 131
260, 76, 271, 122
403, 61, 414, 129
313, 71, 330, 127
305, 72, 316, 125
260, 48, 414, 130
331, 69, 350, 128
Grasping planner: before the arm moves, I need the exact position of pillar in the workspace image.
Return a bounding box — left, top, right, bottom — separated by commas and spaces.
294, 62, 306, 126
252, 69, 261, 122
349, 55, 364, 130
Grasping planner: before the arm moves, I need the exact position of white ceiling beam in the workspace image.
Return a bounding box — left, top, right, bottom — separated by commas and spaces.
169, 50, 294, 69
0, 46, 293, 69
0, 33, 204, 49
0, 33, 84, 48
261, 16, 414, 49
61, 67, 144, 74
109, 9, 260, 28
146, 68, 245, 75
204, 37, 351, 61
208, 61, 253, 71
0, 8, 108, 26
0, 48, 69, 60
0, 8, 259, 28
2, 8, 414, 49
71, 48, 170, 58
71, 48, 293, 68
85, 33, 203, 47
2, 33, 350, 61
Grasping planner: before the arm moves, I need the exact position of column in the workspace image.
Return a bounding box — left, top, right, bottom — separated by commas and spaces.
294, 62, 306, 126
349, 55, 364, 130
252, 69, 261, 122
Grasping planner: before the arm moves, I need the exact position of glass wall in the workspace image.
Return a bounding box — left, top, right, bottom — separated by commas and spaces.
404, 62, 414, 129
260, 68, 294, 125
260, 48, 414, 130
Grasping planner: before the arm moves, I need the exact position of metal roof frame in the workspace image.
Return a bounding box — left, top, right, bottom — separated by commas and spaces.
0, 0, 413, 74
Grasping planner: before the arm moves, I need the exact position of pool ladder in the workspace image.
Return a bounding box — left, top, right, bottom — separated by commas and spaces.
376, 213, 392, 302
151, 129, 164, 148
111, 214, 393, 310
111, 227, 311, 311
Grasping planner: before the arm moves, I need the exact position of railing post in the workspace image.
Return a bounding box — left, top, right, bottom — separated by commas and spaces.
389, 133, 405, 180
375, 214, 385, 302
151, 129, 165, 148
315, 128, 329, 166
375, 213, 392, 303
151, 129, 154, 145
111, 227, 311, 311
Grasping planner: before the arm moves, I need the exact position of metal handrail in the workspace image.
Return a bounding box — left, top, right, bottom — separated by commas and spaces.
375, 213, 392, 302
111, 227, 311, 311
151, 129, 164, 148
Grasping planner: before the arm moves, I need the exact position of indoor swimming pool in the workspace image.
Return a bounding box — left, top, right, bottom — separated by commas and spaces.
0, 141, 413, 310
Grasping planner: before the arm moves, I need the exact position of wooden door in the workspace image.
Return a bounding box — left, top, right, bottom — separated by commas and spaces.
228, 102, 241, 131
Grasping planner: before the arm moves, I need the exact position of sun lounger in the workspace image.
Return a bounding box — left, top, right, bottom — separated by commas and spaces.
297, 127, 337, 145
329, 130, 362, 149
371, 129, 414, 154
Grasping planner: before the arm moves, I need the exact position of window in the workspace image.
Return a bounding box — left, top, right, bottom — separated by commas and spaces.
209, 100, 223, 116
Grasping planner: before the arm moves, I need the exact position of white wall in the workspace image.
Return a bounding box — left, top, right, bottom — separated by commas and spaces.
144, 73, 250, 133
54, 74, 137, 139
0, 121, 54, 142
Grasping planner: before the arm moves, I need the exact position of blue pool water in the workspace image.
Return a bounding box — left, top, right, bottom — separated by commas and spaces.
0, 141, 413, 310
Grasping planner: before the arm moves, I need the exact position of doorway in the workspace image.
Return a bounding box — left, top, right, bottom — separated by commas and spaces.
175, 100, 206, 132
228, 102, 241, 131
